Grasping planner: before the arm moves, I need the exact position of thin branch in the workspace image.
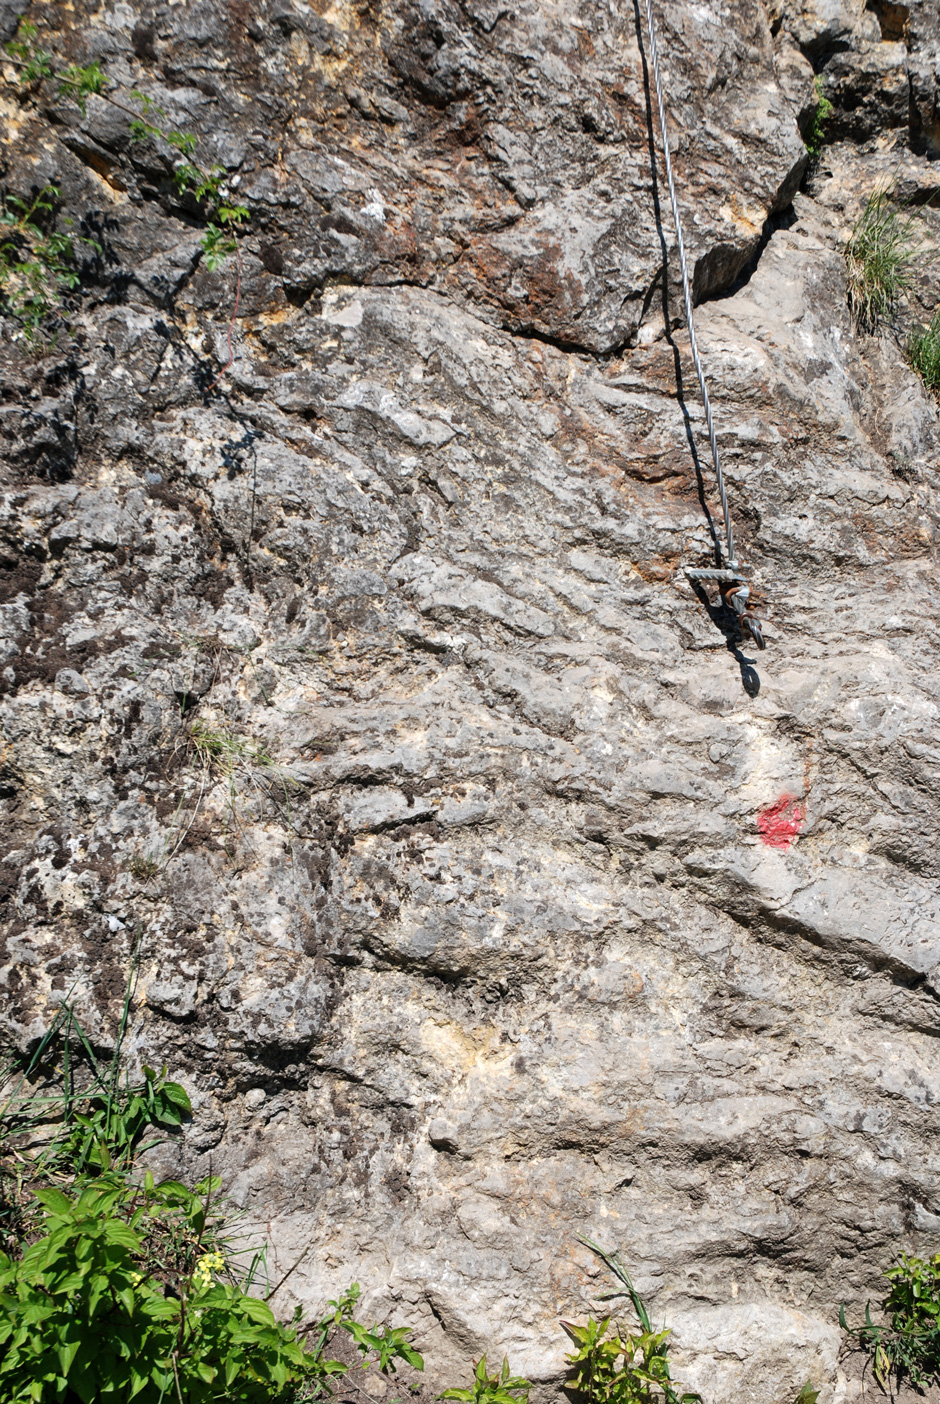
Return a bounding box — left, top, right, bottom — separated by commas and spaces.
265, 1233, 318, 1302
2, 54, 218, 188
206, 239, 243, 393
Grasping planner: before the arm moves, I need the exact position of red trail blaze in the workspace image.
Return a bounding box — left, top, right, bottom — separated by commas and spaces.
757, 796, 804, 850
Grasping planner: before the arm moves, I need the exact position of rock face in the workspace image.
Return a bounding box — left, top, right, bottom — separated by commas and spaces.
4, 0, 940, 1399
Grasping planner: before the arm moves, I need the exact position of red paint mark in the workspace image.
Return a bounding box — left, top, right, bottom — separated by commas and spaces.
757, 795, 804, 850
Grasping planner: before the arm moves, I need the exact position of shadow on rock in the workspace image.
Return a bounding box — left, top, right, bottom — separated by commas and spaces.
689, 579, 761, 696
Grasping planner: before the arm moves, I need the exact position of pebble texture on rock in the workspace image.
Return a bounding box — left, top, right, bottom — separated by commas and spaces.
3, 0, 940, 1399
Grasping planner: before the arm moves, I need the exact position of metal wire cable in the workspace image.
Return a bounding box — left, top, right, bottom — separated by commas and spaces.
642, 0, 738, 570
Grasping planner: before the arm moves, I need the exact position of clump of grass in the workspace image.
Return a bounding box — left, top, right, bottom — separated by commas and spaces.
907, 308, 940, 392
128, 851, 160, 881
845, 189, 921, 332
189, 719, 272, 771
804, 75, 833, 159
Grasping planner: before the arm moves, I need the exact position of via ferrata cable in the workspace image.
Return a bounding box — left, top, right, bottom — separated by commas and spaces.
642, 0, 738, 574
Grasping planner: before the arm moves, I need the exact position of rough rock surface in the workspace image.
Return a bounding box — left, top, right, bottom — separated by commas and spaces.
3, 0, 940, 1399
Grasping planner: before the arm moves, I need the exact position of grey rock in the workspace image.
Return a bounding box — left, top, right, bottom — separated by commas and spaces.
5, 0, 940, 1400
54, 668, 91, 697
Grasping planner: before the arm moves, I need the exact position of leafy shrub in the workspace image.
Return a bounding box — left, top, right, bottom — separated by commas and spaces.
0, 183, 99, 342
440, 1356, 532, 1404
842, 1251, 940, 1391
0, 1167, 423, 1402
804, 75, 833, 159
907, 309, 940, 393
844, 189, 920, 332
1, 18, 248, 341
0, 990, 425, 1403
0, 1170, 343, 1402
564, 1240, 699, 1404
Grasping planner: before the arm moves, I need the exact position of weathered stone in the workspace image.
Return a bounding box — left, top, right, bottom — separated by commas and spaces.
4, 0, 940, 1400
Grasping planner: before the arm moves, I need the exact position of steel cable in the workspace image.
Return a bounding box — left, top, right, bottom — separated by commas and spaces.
642, 0, 738, 570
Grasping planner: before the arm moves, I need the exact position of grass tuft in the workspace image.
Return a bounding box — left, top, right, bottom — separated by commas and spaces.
189, 719, 272, 771
907, 309, 940, 392
129, 851, 160, 881
844, 189, 920, 332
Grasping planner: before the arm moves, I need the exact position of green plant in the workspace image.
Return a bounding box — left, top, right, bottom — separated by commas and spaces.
43, 1062, 192, 1175
794, 1385, 819, 1404
0, 939, 189, 1175
2, 17, 248, 342
565, 1239, 699, 1404
440, 1356, 531, 1404
844, 188, 920, 332
842, 1251, 940, 1391
0, 975, 429, 1404
0, 182, 99, 341
804, 74, 833, 159
124, 88, 248, 270
5, 19, 105, 111
907, 307, 940, 392
130, 850, 161, 881
344, 1317, 426, 1374
0, 1170, 349, 1402
190, 720, 273, 772
563, 1317, 699, 1404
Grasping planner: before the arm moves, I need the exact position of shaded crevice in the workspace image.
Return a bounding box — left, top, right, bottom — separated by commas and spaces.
710, 205, 799, 302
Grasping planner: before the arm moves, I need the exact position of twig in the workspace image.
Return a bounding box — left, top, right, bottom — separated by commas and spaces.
265, 1233, 318, 1302
172, 1355, 185, 1404
3, 54, 217, 187
206, 239, 242, 392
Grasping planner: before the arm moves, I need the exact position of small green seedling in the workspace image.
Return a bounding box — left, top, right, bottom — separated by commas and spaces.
440, 1355, 532, 1404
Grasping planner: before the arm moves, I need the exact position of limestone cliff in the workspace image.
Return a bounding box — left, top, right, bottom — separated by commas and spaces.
3, 0, 940, 1398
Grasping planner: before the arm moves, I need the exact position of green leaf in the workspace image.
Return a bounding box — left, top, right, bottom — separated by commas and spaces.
162, 1081, 192, 1112
34, 1188, 72, 1214
238, 1296, 277, 1327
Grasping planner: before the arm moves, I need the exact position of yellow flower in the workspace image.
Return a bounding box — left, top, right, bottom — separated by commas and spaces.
191, 1251, 226, 1292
